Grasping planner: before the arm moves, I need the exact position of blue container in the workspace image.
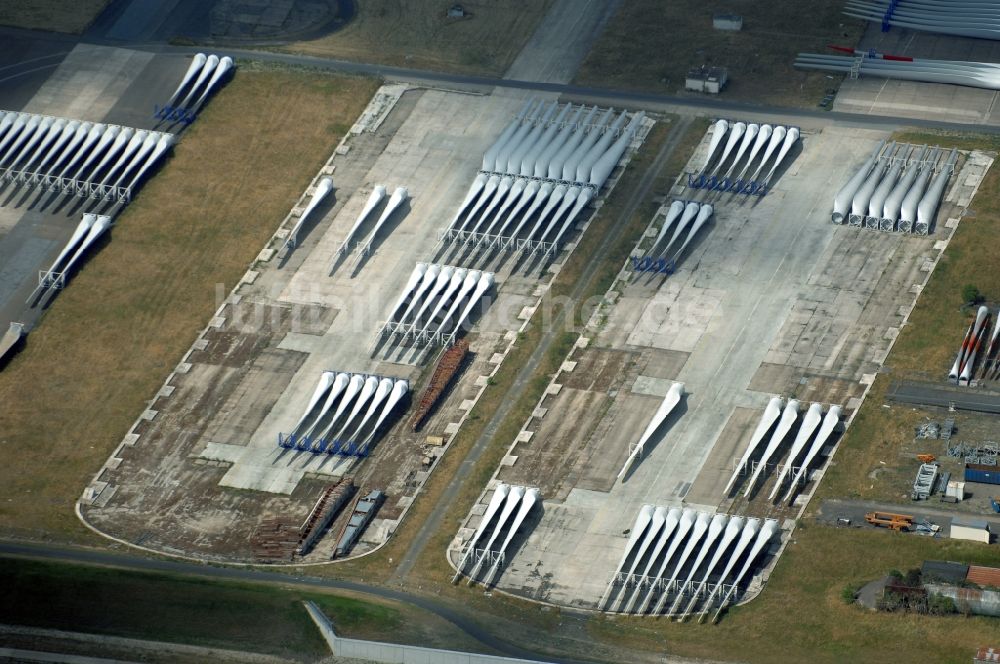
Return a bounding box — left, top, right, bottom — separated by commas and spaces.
965, 464, 1000, 485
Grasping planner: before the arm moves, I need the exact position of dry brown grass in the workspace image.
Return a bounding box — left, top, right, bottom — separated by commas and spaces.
0, 0, 109, 34
286, 0, 554, 76
0, 70, 379, 541
575, 0, 867, 108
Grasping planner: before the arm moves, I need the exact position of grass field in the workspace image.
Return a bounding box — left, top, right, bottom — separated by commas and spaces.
0, 70, 379, 542
817, 130, 1000, 503
0, 0, 108, 33
0, 556, 484, 656
286, 0, 554, 76
0, 558, 328, 657
575, 0, 867, 108
588, 523, 1000, 664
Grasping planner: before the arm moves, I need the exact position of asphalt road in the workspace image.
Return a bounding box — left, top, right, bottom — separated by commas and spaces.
887, 380, 1000, 415
144, 44, 1000, 135
6, 24, 1000, 137
0, 539, 591, 664
818, 498, 1000, 537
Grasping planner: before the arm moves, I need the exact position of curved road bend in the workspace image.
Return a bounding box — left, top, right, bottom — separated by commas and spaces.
391, 116, 694, 584
0, 540, 592, 664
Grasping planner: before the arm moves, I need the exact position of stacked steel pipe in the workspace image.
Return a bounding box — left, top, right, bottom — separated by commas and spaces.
410, 339, 469, 430
795, 52, 1000, 91
844, 1, 1000, 42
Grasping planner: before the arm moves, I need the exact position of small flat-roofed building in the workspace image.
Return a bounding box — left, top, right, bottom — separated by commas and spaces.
685, 66, 728, 94
922, 560, 969, 584
713, 13, 743, 31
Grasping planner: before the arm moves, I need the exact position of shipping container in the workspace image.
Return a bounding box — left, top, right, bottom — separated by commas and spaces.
951, 517, 991, 544
965, 464, 1000, 485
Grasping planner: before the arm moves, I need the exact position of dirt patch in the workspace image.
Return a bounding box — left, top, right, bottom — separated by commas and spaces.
560, 347, 632, 392
497, 387, 610, 498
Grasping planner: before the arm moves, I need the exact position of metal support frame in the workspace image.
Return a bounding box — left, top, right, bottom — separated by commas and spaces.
441, 174, 594, 253
439, 228, 558, 254
629, 256, 675, 274
338, 240, 359, 256
687, 171, 768, 196
730, 457, 809, 484
277, 431, 372, 457
912, 462, 938, 500
0, 167, 132, 204
881, 0, 899, 32
605, 574, 739, 614
37, 269, 67, 290
850, 55, 864, 79
153, 104, 196, 125
518, 108, 626, 138
948, 441, 998, 466
379, 319, 458, 349
460, 547, 505, 571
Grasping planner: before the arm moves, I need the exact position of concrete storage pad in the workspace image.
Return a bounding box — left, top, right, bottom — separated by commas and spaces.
80, 84, 651, 560
0, 45, 193, 336
454, 123, 993, 609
